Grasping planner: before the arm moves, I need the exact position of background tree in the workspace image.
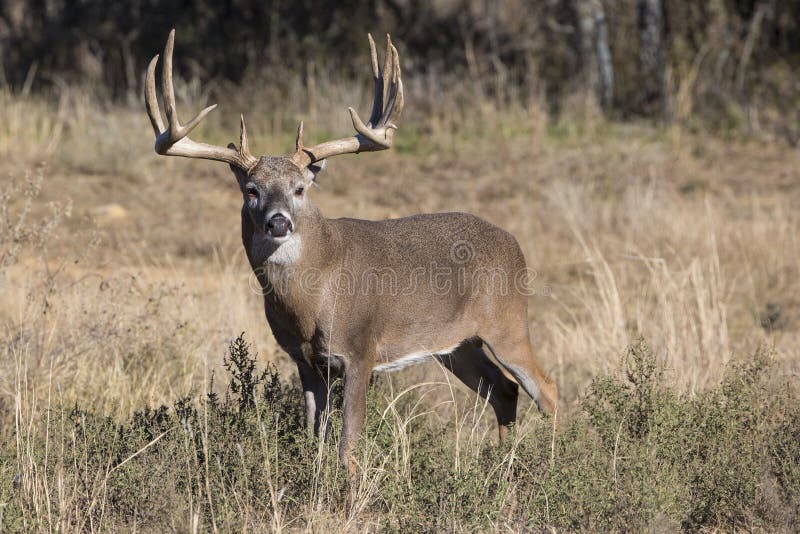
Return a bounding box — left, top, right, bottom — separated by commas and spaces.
0, 0, 798, 136
576, 0, 614, 110
637, 0, 665, 117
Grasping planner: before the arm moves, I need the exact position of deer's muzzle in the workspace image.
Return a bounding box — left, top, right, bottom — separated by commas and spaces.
267, 213, 293, 238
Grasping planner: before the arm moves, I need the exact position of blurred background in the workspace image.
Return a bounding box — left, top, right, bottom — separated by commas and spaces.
1, 0, 799, 138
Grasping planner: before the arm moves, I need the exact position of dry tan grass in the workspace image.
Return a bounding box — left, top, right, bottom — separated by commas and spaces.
1, 83, 799, 531
0, 82, 798, 422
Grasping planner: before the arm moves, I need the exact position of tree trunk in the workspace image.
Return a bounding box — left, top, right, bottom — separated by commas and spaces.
576, 0, 614, 110
638, 0, 666, 117
594, 2, 613, 110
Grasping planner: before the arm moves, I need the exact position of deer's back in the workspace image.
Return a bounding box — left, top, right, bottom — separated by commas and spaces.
331, 211, 526, 272
319, 212, 529, 360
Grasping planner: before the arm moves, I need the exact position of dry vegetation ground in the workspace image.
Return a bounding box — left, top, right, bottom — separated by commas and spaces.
0, 83, 799, 530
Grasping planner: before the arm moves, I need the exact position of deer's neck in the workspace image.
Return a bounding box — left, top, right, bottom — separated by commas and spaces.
242, 202, 340, 296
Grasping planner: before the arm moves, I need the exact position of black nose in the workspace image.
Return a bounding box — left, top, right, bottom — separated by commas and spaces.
267, 213, 292, 238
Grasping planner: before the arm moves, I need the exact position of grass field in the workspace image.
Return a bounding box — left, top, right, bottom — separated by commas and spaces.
0, 82, 799, 531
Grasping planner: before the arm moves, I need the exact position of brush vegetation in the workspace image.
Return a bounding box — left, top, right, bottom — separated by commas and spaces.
2, 335, 798, 531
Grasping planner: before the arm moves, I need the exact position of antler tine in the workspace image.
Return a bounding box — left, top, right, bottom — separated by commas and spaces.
380, 35, 394, 116
291, 33, 404, 169
389, 44, 403, 124
161, 30, 179, 135
160, 29, 217, 144
366, 34, 383, 128
295, 121, 305, 151
145, 54, 166, 136
348, 106, 384, 146
239, 115, 250, 155
144, 29, 258, 171
379, 42, 403, 128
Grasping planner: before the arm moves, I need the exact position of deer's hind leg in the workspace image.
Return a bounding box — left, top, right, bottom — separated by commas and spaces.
435, 340, 519, 442
479, 330, 558, 416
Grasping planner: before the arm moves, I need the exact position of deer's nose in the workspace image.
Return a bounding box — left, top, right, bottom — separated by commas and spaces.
266, 213, 292, 238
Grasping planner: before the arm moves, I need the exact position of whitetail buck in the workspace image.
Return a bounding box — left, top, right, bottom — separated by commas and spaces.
145, 30, 557, 473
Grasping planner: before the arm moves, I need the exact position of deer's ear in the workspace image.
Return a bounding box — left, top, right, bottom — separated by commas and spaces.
303, 159, 326, 184
230, 166, 249, 190
228, 143, 249, 189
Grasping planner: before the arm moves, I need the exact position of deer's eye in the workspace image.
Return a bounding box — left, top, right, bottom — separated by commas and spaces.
246, 186, 258, 201
294, 186, 305, 197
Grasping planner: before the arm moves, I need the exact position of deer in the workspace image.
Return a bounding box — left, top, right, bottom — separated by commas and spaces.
145, 29, 558, 474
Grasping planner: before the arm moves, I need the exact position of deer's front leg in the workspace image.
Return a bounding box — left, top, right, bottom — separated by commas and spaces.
339, 355, 373, 476
297, 361, 330, 437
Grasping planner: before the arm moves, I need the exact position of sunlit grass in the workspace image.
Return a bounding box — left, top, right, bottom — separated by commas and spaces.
0, 82, 799, 530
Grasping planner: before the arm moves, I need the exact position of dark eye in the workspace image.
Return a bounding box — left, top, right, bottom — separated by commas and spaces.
294, 186, 305, 197
246, 186, 258, 201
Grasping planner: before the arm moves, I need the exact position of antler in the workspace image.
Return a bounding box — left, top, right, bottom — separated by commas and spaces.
291, 34, 404, 169
145, 29, 258, 172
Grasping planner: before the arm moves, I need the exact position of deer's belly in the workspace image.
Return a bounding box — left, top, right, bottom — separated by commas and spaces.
371, 342, 463, 373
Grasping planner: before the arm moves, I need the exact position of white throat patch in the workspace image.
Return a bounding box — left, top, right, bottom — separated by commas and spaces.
267, 234, 303, 265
